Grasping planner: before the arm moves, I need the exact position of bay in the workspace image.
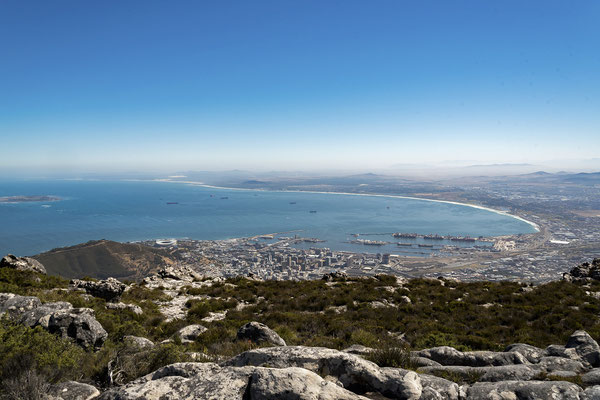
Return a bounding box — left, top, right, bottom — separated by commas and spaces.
0, 180, 537, 256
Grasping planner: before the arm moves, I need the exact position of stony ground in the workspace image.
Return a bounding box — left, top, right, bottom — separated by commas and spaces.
2, 255, 600, 399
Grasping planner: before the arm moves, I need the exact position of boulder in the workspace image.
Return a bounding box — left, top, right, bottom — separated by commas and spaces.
177, 324, 207, 343
224, 345, 422, 399
19, 301, 72, 328
123, 335, 155, 349
418, 374, 460, 400
504, 343, 546, 363
71, 278, 127, 302
0, 254, 46, 274
566, 330, 600, 368
411, 356, 442, 368
47, 381, 100, 400
0, 294, 41, 318
582, 385, 600, 400
48, 308, 108, 350
249, 366, 370, 400
583, 369, 600, 386
545, 344, 581, 359
538, 356, 586, 374
237, 321, 286, 346
98, 363, 368, 400
157, 264, 203, 282
343, 344, 374, 356
414, 346, 529, 367
465, 380, 582, 399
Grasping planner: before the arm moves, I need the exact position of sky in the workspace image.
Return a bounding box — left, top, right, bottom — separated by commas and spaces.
1, 1, 599, 175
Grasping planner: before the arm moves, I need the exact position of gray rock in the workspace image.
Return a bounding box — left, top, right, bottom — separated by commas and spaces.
411, 356, 442, 368
249, 366, 369, 399
48, 308, 108, 350
582, 385, 600, 400
505, 343, 546, 363
157, 265, 203, 282
237, 321, 286, 346
0, 254, 46, 274
19, 301, 72, 328
0, 294, 41, 318
418, 374, 460, 400
566, 330, 600, 368
419, 364, 541, 382
546, 344, 581, 359
47, 381, 100, 400
71, 278, 127, 301
343, 344, 374, 355
583, 369, 600, 386
224, 345, 422, 399
98, 363, 368, 400
123, 335, 155, 349
415, 346, 529, 367
177, 324, 207, 343
466, 380, 582, 399
539, 356, 586, 373
106, 302, 143, 315
0, 294, 108, 350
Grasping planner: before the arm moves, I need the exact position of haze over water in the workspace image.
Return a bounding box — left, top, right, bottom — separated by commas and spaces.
0, 180, 536, 256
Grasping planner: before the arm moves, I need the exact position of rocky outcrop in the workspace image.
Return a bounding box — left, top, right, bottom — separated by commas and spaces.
566, 330, 600, 368
48, 308, 108, 350
224, 345, 422, 399
156, 264, 204, 282
322, 271, 348, 281
177, 324, 207, 343
465, 380, 582, 399
414, 346, 529, 367
0, 294, 107, 350
236, 321, 286, 346
1, 254, 46, 274
47, 381, 100, 400
0, 293, 42, 318
563, 258, 600, 281
98, 362, 368, 400
71, 277, 127, 302
504, 343, 545, 363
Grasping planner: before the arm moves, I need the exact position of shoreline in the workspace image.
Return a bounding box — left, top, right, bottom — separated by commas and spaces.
150, 178, 541, 233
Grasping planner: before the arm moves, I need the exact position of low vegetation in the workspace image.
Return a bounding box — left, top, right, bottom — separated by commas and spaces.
2, 267, 600, 389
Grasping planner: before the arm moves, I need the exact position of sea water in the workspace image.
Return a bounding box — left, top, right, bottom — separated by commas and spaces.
0, 180, 537, 256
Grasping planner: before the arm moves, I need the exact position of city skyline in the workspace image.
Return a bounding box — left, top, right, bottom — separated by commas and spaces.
1, 1, 599, 174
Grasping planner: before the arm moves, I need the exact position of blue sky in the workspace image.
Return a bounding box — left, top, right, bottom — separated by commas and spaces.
1, 1, 599, 174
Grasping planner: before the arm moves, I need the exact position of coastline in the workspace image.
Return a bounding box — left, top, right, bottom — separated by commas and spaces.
151, 178, 541, 233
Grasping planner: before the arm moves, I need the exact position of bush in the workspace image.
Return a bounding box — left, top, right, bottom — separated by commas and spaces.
0, 318, 86, 384
367, 345, 416, 369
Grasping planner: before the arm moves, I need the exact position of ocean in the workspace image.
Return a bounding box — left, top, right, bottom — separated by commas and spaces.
0, 180, 537, 256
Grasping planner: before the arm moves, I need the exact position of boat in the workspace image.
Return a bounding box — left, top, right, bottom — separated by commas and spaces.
392, 233, 418, 238
418, 244, 433, 248
289, 202, 297, 204
309, 210, 317, 213
166, 202, 179, 205
423, 234, 444, 240
220, 197, 229, 200
397, 243, 413, 247
450, 236, 476, 242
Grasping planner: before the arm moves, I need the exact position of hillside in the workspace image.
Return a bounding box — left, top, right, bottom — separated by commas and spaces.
2, 257, 600, 398
33, 240, 178, 280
